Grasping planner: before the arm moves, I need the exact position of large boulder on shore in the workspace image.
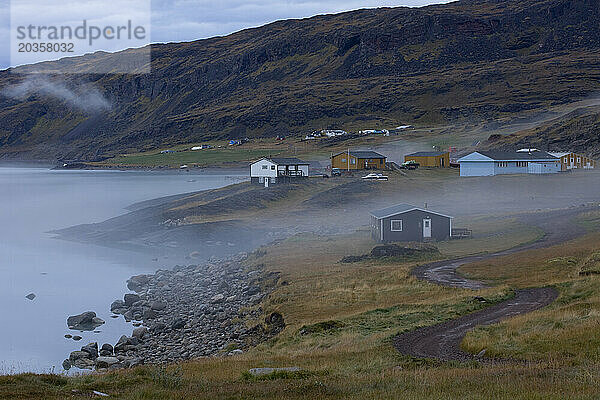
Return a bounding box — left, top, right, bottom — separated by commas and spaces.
124, 293, 141, 307
114, 335, 139, 354
110, 300, 126, 312
67, 311, 105, 330
127, 275, 150, 292
69, 350, 94, 369
99, 343, 114, 356
150, 301, 167, 311
132, 326, 148, 339
95, 356, 120, 369
81, 342, 98, 360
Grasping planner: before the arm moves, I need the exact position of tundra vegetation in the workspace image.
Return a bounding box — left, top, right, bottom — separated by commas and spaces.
1, 211, 599, 399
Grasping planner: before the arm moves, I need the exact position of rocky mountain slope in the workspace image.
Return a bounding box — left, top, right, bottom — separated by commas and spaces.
483, 105, 600, 157
1, 0, 600, 160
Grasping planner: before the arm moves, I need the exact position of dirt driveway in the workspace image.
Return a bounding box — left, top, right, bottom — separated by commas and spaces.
394, 205, 596, 361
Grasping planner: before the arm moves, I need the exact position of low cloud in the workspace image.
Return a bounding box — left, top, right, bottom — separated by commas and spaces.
2, 76, 111, 113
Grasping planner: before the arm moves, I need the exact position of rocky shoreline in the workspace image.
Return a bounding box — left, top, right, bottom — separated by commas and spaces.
64, 252, 284, 371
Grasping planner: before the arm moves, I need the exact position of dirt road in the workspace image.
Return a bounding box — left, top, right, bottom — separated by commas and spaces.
393, 287, 558, 360
394, 205, 595, 361
412, 206, 591, 288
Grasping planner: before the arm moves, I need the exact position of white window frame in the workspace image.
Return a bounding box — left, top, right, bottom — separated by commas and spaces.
390, 220, 403, 232
262, 165, 268, 169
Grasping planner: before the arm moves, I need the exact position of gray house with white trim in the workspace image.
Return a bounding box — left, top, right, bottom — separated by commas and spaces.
457, 151, 560, 177
370, 204, 453, 243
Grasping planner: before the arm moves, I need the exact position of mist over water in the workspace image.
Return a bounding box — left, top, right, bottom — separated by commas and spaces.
0, 167, 246, 374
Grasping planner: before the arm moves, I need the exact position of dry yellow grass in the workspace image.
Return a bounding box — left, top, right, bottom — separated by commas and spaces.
461, 233, 600, 366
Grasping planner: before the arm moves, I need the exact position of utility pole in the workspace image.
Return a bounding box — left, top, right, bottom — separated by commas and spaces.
347, 148, 350, 172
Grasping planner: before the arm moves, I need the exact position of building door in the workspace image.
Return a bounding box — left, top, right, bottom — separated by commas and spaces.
423, 219, 432, 238
264, 178, 269, 188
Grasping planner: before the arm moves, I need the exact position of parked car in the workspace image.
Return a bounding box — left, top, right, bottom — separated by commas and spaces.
362, 173, 388, 181
331, 168, 342, 177
400, 160, 420, 170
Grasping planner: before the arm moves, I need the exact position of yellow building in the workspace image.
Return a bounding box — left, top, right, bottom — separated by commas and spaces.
549, 152, 597, 171
331, 151, 387, 170
404, 152, 450, 168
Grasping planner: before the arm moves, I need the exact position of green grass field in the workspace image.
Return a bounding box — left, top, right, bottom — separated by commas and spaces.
100, 147, 282, 168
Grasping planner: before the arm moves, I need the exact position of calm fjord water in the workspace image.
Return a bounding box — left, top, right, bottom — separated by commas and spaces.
0, 167, 245, 374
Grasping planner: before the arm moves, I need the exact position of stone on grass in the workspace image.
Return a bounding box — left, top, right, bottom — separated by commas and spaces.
248, 367, 301, 376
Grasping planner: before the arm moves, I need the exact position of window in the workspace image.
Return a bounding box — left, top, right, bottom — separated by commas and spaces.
262, 165, 268, 169
351, 159, 356, 164
391, 220, 403, 232
497, 161, 509, 167
271, 165, 276, 170
516, 161, 528, 167
341, 158, 346, 162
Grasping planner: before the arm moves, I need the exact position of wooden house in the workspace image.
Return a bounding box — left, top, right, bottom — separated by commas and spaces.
404, 152, 450, 168
549, 152, 596, 171
331, 151, 387, 170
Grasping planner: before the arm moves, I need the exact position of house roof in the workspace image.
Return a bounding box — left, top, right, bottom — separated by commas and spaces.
267, 157, 310, 165
370, 203, 453, 219
458, 151, 559, 162
548, 152, 570, 158
406, 151, 448, 157
333, 150, 386, 159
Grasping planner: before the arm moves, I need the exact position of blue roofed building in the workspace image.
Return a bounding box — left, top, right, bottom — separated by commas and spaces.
457, 150, 561, 177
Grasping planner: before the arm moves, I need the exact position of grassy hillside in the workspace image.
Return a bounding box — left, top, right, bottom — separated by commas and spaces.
2, 0, 600, 160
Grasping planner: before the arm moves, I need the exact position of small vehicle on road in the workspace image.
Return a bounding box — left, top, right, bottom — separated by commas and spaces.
399, 160, 420, 170
331, 168, 342, 177
362, 173, 388, 181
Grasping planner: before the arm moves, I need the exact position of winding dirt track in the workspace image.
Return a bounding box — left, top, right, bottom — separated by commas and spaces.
393, 206, 596, 361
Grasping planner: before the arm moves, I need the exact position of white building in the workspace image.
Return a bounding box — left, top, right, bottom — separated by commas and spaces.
458, 151, 561, 177
321, 130, 348, 137
250, 158, 310, 187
